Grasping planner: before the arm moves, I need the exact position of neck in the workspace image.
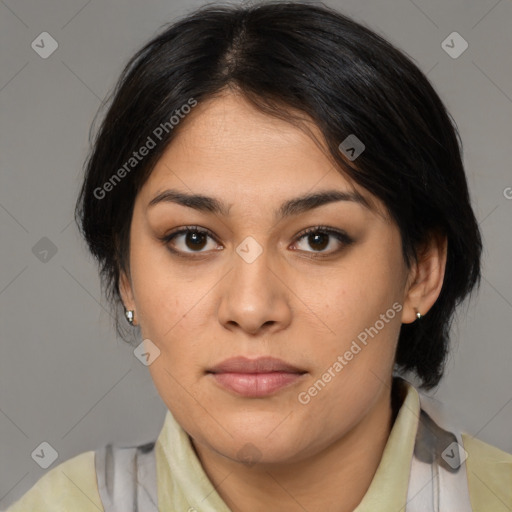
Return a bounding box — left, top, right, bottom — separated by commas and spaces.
191, 381, 399, 512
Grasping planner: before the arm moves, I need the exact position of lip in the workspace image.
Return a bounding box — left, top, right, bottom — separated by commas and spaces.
207, 356, 305, 374
207, 356, 307, 397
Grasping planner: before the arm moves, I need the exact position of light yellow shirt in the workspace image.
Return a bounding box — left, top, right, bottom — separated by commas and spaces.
5, 380, 512, 511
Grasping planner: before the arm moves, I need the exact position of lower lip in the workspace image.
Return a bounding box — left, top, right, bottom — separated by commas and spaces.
209, 372, 305, 397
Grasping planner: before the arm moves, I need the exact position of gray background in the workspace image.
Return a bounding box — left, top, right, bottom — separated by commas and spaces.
1, 0, 511, 507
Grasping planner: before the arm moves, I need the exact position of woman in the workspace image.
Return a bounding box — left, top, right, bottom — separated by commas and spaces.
6, 1, 511, 511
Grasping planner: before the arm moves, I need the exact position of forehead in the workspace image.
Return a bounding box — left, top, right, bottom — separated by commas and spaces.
137, 92, 383, 217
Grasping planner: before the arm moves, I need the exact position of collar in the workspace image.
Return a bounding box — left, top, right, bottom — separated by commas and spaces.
354, 377, 420, 511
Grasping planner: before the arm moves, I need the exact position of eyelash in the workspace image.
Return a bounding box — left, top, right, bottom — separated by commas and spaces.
159, 225, 354, 259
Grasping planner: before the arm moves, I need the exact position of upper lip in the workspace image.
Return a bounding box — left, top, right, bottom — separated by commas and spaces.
207, 356, 306, 374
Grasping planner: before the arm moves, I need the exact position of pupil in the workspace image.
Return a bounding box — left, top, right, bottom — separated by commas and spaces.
187, 231, 207, 250
309, 233, 328, 251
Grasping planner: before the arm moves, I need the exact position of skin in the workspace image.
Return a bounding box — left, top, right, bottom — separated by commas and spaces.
120, 91, 447, 512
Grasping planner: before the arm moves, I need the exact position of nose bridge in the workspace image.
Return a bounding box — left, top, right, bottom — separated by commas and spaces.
218, 233, 290, 333
231, 234, 275, 300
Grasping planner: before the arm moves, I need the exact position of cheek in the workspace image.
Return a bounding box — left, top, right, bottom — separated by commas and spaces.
129, 233, 189, 331
129, 250, 215, 375
316, 257, 402, 339
135, 277, 208, 355
299, 249, 404, 392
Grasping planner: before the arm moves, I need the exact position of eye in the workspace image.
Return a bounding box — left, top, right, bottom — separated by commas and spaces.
160, 225, 353, 258
160, 226, 222, 255
292, 226, 353, 255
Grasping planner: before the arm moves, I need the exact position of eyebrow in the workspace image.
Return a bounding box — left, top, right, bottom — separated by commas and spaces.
147, 188, 372, 220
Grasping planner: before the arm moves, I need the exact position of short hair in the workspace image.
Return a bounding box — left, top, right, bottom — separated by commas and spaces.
75, 1, 482, 390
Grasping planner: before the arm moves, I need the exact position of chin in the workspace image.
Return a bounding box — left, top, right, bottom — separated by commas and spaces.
220, 439, 304, 466
205, 424, 309, 465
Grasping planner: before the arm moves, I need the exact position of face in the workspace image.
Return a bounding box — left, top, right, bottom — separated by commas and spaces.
120, 92, 422, 465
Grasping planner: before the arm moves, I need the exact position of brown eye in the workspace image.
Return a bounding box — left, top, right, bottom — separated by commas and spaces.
183, 230, 208, 251
305, 232, 329, 251
161, 226, 221, 255
293, 226, 353, 255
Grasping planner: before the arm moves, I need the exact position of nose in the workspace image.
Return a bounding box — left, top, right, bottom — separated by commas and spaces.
217, 239, 292, 336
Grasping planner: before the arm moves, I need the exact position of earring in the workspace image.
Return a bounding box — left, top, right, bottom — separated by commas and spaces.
416, 310, 422, 320
125, 309, 135, 325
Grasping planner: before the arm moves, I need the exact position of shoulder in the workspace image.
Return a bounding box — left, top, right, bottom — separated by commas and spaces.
463, 433, 512, 512
4, 450, 103, 512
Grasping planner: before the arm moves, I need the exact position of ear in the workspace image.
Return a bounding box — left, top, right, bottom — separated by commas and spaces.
119, 269, 136, 322
402, 230, 448, 324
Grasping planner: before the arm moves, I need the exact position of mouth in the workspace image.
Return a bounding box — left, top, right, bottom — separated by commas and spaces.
206, 356, 307, 397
